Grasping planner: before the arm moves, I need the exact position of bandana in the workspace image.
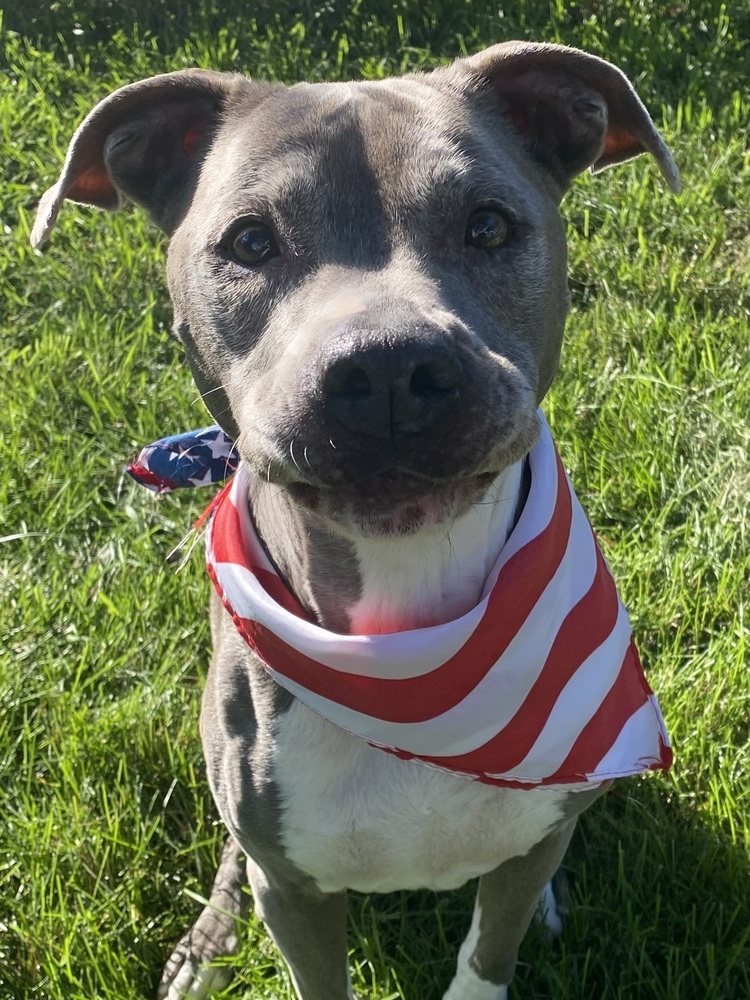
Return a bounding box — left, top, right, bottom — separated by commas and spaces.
127, 426, 238, 494
202, 416, 672, 790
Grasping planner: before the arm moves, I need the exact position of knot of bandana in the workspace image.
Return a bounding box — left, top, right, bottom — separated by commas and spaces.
126, 425, 237, 494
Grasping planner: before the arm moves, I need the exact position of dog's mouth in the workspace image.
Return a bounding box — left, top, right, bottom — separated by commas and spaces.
287, 469, 497, 538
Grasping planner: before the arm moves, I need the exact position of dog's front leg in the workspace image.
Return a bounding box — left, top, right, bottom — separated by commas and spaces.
246, 857, 353, 1000
158, 834, 250, 1000
443, 820, 577, 1000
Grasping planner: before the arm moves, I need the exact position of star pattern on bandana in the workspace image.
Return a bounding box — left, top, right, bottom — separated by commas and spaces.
126, 425, 239, 494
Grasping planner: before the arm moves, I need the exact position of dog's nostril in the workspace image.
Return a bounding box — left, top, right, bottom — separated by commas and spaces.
324, 360, 373, 399
340, 367, 371, 398
409, 361, 461, 399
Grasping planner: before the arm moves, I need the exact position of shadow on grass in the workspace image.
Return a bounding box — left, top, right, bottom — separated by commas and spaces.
137, 774, 750, 1000
343, 781, 750, 1000
7, 680, 738, 1000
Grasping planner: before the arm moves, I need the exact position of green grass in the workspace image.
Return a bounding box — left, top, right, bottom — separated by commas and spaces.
1, 2, 748, 998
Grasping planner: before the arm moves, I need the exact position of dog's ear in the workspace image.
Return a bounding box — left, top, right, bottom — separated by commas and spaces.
459, 42, 681, 195
30, 70, 270, 247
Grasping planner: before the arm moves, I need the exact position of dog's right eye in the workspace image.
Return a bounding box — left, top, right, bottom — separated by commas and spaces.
465, 208, 512, 251
227, 223, 279, 266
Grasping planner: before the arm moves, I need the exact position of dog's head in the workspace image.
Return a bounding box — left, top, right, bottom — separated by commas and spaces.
33, 43, 679, 537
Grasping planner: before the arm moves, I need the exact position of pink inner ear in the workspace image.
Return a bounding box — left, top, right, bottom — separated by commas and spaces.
183, 122, 206, 157
68, 165, 118, 208
602, 127, 640, 158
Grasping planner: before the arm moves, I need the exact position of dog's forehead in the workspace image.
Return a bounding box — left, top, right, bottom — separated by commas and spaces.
226, 77, 467, 166
198, 76, 535, 220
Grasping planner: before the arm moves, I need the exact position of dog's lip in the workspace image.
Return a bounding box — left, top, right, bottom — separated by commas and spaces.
286, 468, 497, 535
291, 467, 495, 501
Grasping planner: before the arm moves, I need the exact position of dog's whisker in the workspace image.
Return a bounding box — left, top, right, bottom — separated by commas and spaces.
472, 496, 516, 508
166, 523, 208, 570
443, 528, 457, 568
196, 384, 232, 406
289, 439, 302, 473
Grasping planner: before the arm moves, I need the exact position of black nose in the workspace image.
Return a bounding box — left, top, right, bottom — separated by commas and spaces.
322, 332, 463, 440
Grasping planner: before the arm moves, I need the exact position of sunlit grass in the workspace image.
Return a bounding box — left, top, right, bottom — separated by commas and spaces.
1, 6, 748, 998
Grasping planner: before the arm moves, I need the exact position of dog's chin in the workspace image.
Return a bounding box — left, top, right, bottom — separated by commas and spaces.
287, 471, 497, 539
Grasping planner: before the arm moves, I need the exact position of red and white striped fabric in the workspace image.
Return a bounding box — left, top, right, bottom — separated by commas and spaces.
206, 416, 672, 790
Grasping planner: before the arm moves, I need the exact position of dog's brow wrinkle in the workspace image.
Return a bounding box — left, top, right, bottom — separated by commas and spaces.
235, 147, 317, 186
222, 158, 319, 221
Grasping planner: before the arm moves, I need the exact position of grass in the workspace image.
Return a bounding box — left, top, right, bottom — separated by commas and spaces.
1, 2, 748, 998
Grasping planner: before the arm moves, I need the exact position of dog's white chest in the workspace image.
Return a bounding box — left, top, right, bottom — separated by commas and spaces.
273, 701, 566, 894
270, 463, 568, 894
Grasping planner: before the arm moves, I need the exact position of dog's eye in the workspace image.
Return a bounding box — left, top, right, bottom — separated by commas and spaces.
228, 223, 279, 266
465, 209, 511, 250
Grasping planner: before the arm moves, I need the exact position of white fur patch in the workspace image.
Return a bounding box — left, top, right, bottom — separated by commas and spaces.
443, 967, 508, 1000
348, 463, 524, 633
160, 962, 233, 1000
538, 880, 564, 937
442, 902, 508, 1000
273, 701, 566, 894
272, 460, 565, 894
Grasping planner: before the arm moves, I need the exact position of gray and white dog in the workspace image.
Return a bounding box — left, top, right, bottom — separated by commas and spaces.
33, 41, 679, 1000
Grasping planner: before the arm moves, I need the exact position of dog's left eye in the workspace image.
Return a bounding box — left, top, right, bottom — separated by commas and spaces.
228, 223, 279, 266
465, 209, 511, 250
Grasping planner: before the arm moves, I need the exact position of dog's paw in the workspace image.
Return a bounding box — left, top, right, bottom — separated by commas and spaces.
157, 910, 240, 1000
158, 954, 233, 1000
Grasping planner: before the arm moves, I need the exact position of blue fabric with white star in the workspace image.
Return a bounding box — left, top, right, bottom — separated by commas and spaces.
126, 425, 238, 493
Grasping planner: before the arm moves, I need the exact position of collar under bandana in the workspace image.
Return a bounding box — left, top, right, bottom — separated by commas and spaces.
203, 416, 672, 790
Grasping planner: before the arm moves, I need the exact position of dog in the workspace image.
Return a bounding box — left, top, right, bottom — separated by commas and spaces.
32, 41, 679, 1000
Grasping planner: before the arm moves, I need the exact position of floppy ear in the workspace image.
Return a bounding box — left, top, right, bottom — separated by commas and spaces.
460, 41, 681, 195
30, 70, 272, 247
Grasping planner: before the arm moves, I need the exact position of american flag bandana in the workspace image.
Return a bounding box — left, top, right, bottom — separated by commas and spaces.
126, 426, 238, 494
204, 416, 672, 790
